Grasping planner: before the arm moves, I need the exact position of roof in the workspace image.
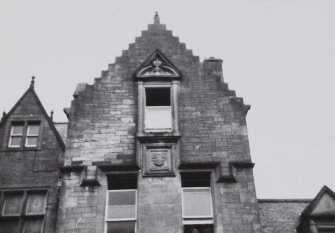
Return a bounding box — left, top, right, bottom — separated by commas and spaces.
258, 199, 311, 233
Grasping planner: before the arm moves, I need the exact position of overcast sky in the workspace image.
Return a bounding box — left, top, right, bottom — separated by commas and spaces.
1, 0, 334, 198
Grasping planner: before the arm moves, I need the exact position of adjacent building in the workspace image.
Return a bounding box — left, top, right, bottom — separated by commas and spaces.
0, 13, 334, 233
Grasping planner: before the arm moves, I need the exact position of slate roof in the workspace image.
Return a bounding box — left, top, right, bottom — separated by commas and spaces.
258, 199, 310, 233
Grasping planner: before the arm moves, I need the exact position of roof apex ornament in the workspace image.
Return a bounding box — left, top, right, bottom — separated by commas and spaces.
50, 110, 54, 122
30, 76, 35, 89
154, 12, 160, 24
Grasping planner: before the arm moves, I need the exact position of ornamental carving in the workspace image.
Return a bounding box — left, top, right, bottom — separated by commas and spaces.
134, 49, 181, 80
138, 58, 179, 77
149, 149, 169, 170
142, 144, 175, 177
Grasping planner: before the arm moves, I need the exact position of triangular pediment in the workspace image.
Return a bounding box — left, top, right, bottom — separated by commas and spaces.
301, 186, 335, 218
134, 49, 181, 80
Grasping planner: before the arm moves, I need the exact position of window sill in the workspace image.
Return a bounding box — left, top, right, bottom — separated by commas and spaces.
0, 147, 42, 152
136, 133, 181, 143
144, 128, 172, 133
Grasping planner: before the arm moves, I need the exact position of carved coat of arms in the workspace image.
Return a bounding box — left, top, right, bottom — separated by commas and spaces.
151, 151, 167, 167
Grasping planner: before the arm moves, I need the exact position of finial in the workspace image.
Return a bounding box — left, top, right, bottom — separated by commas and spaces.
30, 76, 35, 89
154, 12, 160, 24
50, 110, 54, 122
1, 111, 6, 122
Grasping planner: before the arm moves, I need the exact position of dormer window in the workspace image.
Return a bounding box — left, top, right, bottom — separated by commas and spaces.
8, 121, 41, 148
134, 49, 181, 135
145, 86, 171, 131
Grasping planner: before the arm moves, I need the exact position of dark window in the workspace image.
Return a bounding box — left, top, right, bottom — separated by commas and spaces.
0, 190, 47, 233
181, 172, 211, 187
108, 173, 138, 190
184, 224, 214, 233
145, 88, 170, 106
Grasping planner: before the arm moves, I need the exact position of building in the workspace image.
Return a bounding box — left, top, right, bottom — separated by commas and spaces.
0, 13, 334, 233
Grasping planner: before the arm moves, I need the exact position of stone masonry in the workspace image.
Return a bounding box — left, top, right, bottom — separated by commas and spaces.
56, 14, 261, 233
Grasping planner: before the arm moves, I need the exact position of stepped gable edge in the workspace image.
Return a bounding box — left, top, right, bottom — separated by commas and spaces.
72, 15, 249, 116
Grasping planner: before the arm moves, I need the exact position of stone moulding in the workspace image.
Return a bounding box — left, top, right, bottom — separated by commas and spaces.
133, 49, 182, 81
59, 164, 85, 173
92, 162, 140, 172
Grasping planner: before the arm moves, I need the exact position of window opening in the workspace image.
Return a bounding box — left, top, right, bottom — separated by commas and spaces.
8, 121, 41, 148
181, 172, 214, 233
145, 87, 171, 131
0, 190, 47, 233
25, 122, 40, 147
8, 122, 24, 148
106, 174, 137, 233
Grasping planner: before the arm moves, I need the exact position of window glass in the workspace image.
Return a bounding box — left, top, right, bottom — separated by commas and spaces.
106, 221, 135, 233
22, 219, 43, 233
0, 219, 19, 232
181, 172, 211, 187
8, 122, 41, 148
10, 136, 23, 147
12, 125, 24, 135
145, 106, 171, 129
145, 87, 172, 130
3, 192, 24, 216
9, 124, 24, 147
25, 137, 39, 147
26, 193, 46, 215
108, 174, 138, 190
183, 188, 213, 218
107, 190, 136, 219
27, 125, 40, 135
184, 224, 213, 233
146, 88, 170, 106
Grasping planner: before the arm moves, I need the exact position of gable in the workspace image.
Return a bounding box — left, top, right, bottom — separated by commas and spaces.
311, 192, 335, 217
300, 186, 335, 219
0, 81, 65, 151
10, 90, 45, 116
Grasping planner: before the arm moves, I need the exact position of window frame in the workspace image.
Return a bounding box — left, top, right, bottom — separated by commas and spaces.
8, 123, 25, 148
0, 189, 48, 233
144, 84, 172, 132
181, 187, 214, 220
24, 123, 41, 148
105, 189, 137, 222
7, 120, 42, 149
181, 172, 215, 226
104, 173, 138, 233
137, 81, 180, 135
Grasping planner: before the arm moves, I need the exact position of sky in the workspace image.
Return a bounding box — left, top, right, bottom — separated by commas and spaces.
0, 0, 334, 198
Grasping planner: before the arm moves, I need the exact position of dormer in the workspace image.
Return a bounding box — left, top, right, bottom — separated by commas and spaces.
134, 49, 181, 137
297, 186, 335, 233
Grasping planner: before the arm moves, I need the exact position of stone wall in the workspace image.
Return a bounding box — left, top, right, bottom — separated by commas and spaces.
57, 20, 261, 233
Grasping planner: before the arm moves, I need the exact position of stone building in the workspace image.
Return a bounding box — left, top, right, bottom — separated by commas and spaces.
0, 13, 334, 233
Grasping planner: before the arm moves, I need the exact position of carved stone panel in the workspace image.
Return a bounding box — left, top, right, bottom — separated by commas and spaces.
142, 144, 175, 177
